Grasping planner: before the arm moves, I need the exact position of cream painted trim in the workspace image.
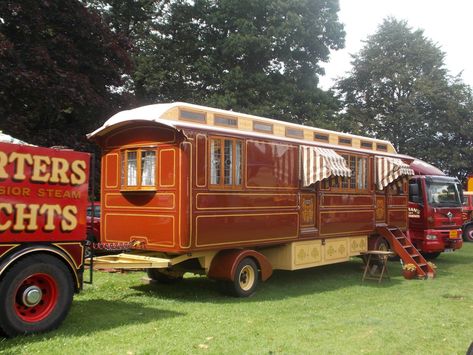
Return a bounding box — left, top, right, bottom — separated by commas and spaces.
195, 192, 298, 210
195, 212, 299, 247
180, 141, 193, 249
0, 244, 19, 259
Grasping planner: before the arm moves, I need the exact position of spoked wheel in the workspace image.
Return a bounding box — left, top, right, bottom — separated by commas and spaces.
0, 254, 73, 337
220, 258, 259, 298
463, 224, 473, 242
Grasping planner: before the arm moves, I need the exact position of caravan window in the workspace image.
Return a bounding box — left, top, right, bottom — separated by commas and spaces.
209, 137, 243, 188
120, 148, 157, 190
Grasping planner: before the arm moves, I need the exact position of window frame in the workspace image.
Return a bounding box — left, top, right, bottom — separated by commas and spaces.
253, 121, 273, 134
214, 114, 238, 128
208, 136, 244, 190
324, 152, 370, 193
120, 147, 158, 191
179, 109, 207, 123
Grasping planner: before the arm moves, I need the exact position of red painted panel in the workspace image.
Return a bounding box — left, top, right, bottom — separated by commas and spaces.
105, 193, 174, 210
196, 135, 206, 187
388, 210, 408, 229
54, 242, 84, 268
320, 210, 374, 236
321, 194, 374, 207
246, 140, 298, 188
196, 193, 297, 210
388, 195, 408, 207
105, 125, 175, 147
105, 154, 119, 188
195, 213, 298, 247
104, 213, 175, 246
0, 142, 89, 243
159, 149, 176, 187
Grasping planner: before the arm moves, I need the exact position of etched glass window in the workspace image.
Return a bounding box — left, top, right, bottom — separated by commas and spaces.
210, 139, 222, 185
224, 139, 233, 185
210, 138, 243, 188
121, 149, 157, 189
127, 151, 138, 186
141, 151, 156, 186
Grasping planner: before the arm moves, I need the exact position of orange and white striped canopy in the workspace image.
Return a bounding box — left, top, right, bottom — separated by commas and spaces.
301, 146, 351, 187
376, 156, 414, 189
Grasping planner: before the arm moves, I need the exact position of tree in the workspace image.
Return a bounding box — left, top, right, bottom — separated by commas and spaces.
85, 0, 345, 129
336, 18, 473, 178
0, 0, 132, 149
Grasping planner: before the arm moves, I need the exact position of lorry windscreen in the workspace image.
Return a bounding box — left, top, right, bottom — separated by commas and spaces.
426, 180, 462, 207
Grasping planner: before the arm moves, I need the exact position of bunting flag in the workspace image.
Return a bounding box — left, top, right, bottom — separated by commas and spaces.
301, 146, 351, 187
376, 156, 414, 189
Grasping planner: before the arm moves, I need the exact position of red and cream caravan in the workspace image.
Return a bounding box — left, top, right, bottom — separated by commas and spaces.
88, 102, 434, 296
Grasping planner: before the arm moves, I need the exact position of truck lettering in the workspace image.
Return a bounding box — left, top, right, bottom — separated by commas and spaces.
0, 151, 87, 186
0, 203, 78, 233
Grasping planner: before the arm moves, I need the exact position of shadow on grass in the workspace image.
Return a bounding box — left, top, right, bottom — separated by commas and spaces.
0, 299, 183, 347
128, 258, 403, 303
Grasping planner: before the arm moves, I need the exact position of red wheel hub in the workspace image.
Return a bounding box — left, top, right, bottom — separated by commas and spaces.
14, 273, 58, 322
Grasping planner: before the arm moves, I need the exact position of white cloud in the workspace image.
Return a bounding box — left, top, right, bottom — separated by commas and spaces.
320, 0, 473, 89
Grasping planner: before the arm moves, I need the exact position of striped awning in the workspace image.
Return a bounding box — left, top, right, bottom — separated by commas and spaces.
376, 156, 414, 189
301, 146, 352, 187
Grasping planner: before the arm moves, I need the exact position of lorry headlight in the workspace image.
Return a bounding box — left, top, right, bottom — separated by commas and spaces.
426, 234, 437, 240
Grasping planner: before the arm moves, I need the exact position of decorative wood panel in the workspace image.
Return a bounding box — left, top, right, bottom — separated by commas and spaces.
195, 213, 299, 247
375, 196, 386, 222
196, 193, 297, 210
320, 210, 374, 236
104, 213, 175, 247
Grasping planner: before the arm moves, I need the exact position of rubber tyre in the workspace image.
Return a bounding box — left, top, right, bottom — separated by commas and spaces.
463, 224, 473, 242
227, 258, 259, 298
0, 254, 74, 337
146, 269, 183, 284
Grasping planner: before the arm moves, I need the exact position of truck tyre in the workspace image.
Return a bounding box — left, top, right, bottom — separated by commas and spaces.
146, 269, 184, 284
422, 252, 441, 260
0, 254, 73, 337
463, 224, 473, 242
223, 257, 259, 298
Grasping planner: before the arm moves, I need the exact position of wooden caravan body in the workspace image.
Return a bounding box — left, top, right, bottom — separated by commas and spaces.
88, 102, 414, 282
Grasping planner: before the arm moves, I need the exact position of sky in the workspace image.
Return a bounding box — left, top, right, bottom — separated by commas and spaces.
319, 0, 473, 90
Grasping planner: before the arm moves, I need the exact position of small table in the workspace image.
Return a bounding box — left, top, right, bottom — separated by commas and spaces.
361, 251, 394, 283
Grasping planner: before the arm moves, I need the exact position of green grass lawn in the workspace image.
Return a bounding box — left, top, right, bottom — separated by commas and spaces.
1, 243, 473, 354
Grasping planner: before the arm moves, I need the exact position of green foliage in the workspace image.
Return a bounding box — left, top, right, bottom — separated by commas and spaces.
336, 18, 473, 178
86, 0, 345, 128
1, 244, 473, 353
0, 0, 132, 149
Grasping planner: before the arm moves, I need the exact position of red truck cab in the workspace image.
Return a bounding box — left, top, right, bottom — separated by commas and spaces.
461, 191, 473, 242
408, 160, 463, 257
